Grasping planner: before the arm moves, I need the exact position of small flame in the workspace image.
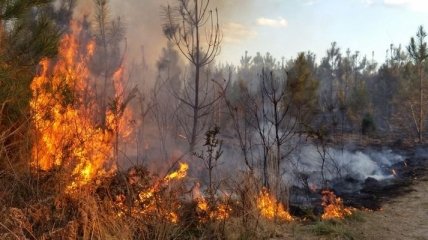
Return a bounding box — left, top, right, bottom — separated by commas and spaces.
164, 162, 189, 182
115, 162, 190, 223
193, 182, 232, 221
257, 188, 293, 222
321, 190, 354, 220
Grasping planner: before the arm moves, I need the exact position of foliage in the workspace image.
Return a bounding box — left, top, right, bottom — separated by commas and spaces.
287, 52, 319, 124
361, 113, 376, 135
0, 2, 61, 126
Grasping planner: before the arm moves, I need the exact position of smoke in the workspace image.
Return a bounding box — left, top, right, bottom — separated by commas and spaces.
72, 0, 254, 72
287, 145, 404, 187
69, 1, 407, 190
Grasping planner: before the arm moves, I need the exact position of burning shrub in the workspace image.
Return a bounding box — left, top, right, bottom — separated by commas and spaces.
321, 190, 355, 220
257, 188, 293, 222
192, 182, 233, 223
30, 21, 119, 192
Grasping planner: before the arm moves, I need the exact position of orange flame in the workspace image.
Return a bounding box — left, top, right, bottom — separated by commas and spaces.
193, 182, 232, 221
164, 162, 189, 182
257, 188, 293, 222
106, 66, 134, 140
30, 21, 133, 191
115, 163, 189, 223
321, 190, 354, 220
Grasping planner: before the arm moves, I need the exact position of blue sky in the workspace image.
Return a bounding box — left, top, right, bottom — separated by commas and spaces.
218, 0, 428, 65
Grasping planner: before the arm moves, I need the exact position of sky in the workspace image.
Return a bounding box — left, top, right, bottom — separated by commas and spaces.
217, 0, 428, 65
94, 0, 428, 67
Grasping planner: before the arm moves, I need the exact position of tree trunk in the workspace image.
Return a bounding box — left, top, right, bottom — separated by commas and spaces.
420, 64, 423, 142
190, 0, 200, 151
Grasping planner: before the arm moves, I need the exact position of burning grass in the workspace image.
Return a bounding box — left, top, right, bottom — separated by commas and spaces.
321, 190, 355, 220
257, 188, 293, 222
192, 183, 233, 222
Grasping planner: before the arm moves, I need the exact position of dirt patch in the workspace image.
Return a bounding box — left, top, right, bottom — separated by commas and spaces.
358, 175, 428, 240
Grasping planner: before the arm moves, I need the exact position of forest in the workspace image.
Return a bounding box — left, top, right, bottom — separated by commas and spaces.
0, 0, 427, 239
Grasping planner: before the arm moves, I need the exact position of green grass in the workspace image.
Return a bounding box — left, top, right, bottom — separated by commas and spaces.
310, 220, 356, 239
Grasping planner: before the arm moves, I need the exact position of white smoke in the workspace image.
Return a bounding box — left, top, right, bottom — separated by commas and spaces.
287, 145, 404, 187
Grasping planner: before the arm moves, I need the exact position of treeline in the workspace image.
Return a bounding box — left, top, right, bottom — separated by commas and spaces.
217, 38, 427, 141
158, 32, 428, 145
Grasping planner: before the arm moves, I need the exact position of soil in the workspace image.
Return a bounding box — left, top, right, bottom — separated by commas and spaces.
357, 173, 428, 240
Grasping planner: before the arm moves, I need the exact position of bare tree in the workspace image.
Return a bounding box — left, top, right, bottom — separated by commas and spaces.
258, 69, 298, 194
150, 42, 183, 162
163, 0, 222, 151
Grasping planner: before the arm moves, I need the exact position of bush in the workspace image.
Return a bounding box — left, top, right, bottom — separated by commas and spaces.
362, 113, 376, 135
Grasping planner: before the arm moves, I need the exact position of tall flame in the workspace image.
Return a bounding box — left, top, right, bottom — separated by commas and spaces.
321, 190, 354, 220
30, 21, 130, 190
106, 66, 134, 140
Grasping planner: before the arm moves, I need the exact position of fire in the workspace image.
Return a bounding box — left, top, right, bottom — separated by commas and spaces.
193, 182, 232, 221
138, 162, 189, 201
212, 203, 232, 220
257, 188, 293, 222
30, 21, 132, 191
164, 162, 189, 182
106, 67, 134, 140
115, 163, 189, 223
321, 190, 354, 220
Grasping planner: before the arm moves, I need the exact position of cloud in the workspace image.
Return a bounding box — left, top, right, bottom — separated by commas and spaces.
383, 0, 428, 12
256, 17, 288, 28
222, 22, 257, 44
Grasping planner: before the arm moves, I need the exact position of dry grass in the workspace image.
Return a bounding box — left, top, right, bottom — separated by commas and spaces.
0, 161, 298, 240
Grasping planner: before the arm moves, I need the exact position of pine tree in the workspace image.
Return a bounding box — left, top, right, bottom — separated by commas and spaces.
0, 0, 60, 125
407, 25, 428, 142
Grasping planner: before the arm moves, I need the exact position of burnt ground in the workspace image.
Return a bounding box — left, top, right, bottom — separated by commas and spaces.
283, 149, 428, 240
344, 153, 428, 210
290, 147, 428, 213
